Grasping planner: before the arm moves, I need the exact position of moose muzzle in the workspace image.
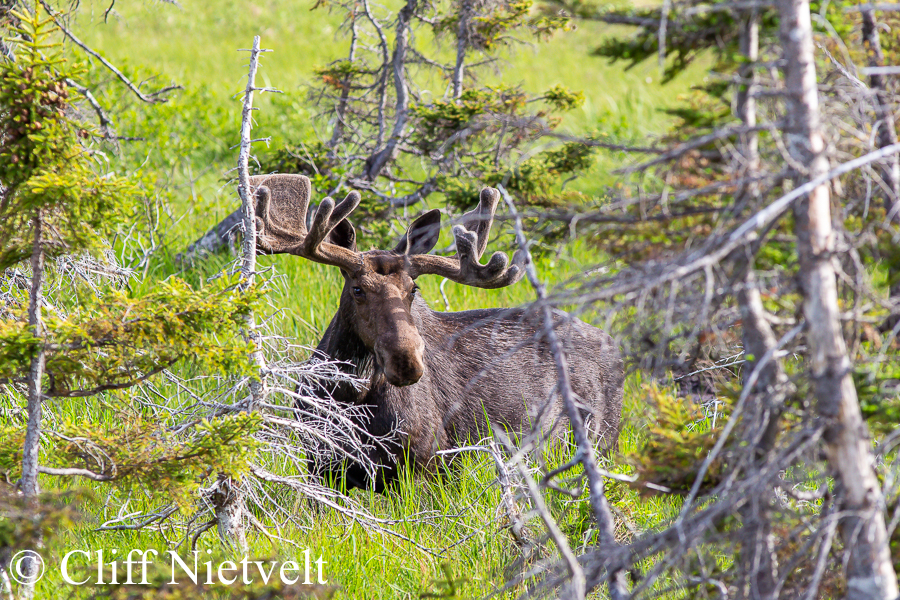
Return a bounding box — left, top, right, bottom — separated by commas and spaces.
374, 330, 426, 387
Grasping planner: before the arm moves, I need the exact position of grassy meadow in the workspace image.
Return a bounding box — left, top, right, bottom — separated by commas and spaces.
75, 0, 708, 250
24, 0, 718, 597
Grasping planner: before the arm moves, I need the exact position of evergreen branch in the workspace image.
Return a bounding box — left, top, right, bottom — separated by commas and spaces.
46, 359, 176, 398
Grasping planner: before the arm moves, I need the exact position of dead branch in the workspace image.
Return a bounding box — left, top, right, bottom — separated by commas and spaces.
500, 185, 628, 600
39, 0, 180, 104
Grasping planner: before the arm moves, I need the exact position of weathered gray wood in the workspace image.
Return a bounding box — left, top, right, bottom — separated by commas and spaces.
861, 7, 900, 221
21, 216, 43, 499
176, 207, 242, 264
212, 35, 271, 557
735, 11, 784, 598
20, 214, 45, 600
778, 1, 899, 598
236, 36, 269, 414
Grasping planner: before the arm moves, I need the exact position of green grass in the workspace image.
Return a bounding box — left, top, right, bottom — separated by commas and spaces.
75, 0, 707, 246
32, 371, 684, 599
18, 1, 719, 597
24, 244, 694, 599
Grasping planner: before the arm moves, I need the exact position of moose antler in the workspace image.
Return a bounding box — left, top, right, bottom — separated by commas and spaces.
408, 188, 526, 289
251, 174, 362, 270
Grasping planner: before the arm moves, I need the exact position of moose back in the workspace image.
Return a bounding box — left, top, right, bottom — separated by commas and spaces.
251, 174, 624, 490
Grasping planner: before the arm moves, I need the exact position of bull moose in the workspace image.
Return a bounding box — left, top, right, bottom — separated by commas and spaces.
250, 174, 624, 490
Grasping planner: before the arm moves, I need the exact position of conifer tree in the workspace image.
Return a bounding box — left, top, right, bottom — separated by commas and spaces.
182, 0, 598, 258
0, 6, 262, 596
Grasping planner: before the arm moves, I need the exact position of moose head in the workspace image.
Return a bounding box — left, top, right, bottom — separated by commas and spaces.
250, 174, 526, 387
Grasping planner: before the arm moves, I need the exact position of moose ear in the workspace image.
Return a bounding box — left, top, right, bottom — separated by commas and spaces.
394, 209, 441, 256
327, 218, 357, 252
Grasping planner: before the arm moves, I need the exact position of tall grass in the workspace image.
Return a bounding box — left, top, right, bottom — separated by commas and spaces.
24, 1, 718, 597
39, 370, 679, 599
77, 0, 708, 242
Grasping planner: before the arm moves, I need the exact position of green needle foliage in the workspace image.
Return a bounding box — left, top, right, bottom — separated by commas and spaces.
0, 274, 261, 397
0, 4, 262, 506
0, 5, 133, 269
627, 384, 727, 496
0, 412, 261, 506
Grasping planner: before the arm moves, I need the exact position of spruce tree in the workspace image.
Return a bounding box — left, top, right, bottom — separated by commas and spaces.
0, 6, 262, 596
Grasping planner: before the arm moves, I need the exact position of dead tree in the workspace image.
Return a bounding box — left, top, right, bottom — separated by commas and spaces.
208, 35, 275, 555
778, 1, 898, 597
860, 6, 900, 221
18, 217, 44, 600
733, 9, 787, 598
482, 0, 900, 597
179, 0, 588, 259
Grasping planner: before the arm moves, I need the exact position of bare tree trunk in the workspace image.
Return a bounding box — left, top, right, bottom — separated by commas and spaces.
329, 10, 359, 148
211, 474, 248, 553
736, 10, 759, 186
860, 6, 900, 331
736, 272, 784, 600
20, 217, 43, 500
736, 9, 790, 465
452, 0, 472, 99
737, 271, 785, 452
211, 35, 271, 556
734, 12, 783, 599
19, 215, 45, 600
363, 0, 416, 180
777, 2, 899, 598
860, 7, 900, 222
237, 33, 269, 412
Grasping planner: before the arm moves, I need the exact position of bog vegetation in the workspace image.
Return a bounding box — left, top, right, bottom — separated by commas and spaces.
1, 0, 899, 599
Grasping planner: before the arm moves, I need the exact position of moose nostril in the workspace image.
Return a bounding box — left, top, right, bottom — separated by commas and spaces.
373, 346, 389, 371
376, 347, 425, 386
407, 357, 424, 381
398, 354, 425, 385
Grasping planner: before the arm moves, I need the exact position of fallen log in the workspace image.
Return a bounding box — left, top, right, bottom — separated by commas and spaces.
176, 208, 241, 264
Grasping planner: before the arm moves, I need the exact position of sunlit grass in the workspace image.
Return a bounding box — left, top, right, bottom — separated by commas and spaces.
14, 2, 725, 597
75, 0, 708, 244
37, 269, 691, 599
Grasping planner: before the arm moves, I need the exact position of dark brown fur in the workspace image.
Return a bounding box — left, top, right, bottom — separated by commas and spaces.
308, 251, 624, 491
248, 175, 624, 490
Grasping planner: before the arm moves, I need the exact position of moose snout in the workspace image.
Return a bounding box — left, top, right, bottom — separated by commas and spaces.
374, 336, 425, 387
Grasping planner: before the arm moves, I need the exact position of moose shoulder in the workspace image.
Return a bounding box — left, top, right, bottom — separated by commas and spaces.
252, 174, 624, 490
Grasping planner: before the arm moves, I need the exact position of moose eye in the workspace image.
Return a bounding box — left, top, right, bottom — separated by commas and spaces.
411, 285, 420, 296
352, 286, 365, 298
